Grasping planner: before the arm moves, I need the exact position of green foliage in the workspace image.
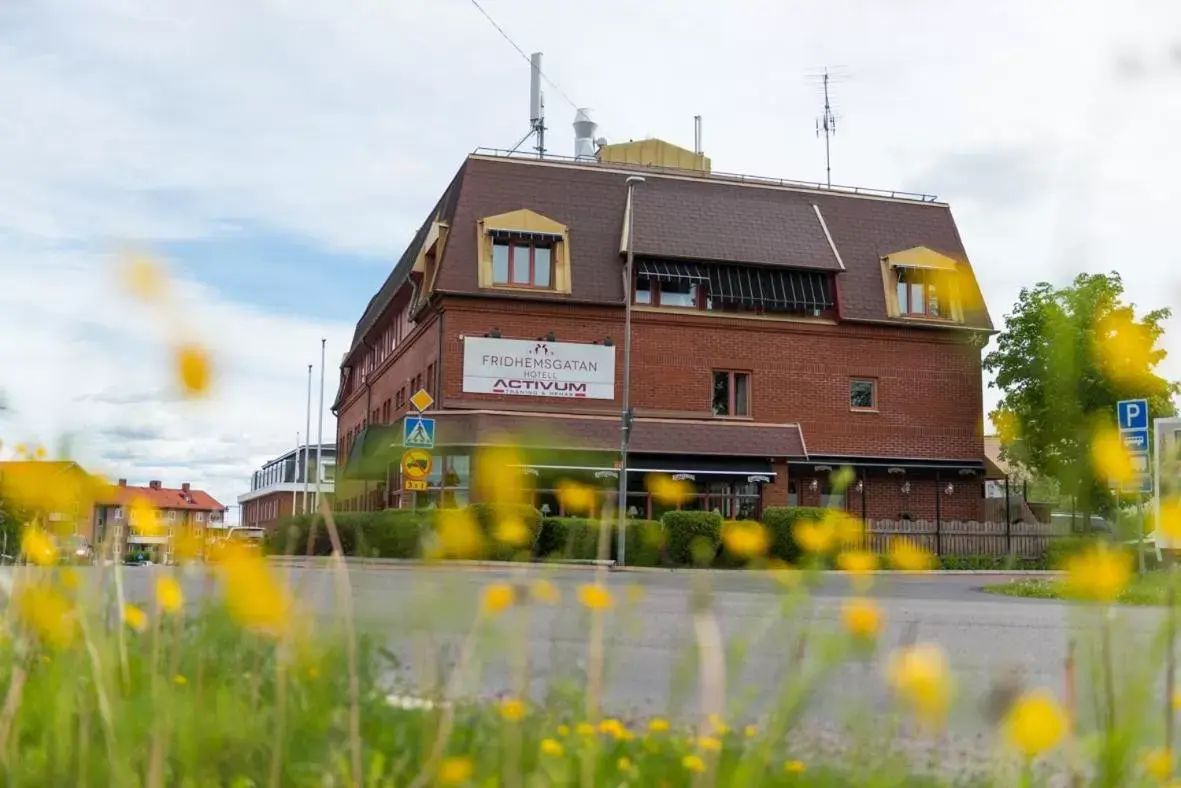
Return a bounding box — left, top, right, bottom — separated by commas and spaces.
984, 272, 1178, 515
266, 510, 433, 558
465, 503, 542, 560
761, 507, 827, 564
936, 554, 1048, 571
536, 517, 664, 565
661, 510, 722, 566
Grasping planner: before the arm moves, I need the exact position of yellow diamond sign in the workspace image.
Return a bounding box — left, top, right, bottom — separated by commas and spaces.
409, 388, 434, 413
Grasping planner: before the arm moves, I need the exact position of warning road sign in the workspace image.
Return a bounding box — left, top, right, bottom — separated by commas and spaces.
403, 415, 436, 448
401, 449, 433, 481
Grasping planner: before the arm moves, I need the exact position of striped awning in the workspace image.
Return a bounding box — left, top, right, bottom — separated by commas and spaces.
707, 267, 834, 312
635, 259, 709, 282
488, 228, 562, 242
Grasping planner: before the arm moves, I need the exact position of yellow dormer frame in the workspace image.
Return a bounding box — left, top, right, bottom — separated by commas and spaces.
476, 209, 572, 293
880, 246, 966, 322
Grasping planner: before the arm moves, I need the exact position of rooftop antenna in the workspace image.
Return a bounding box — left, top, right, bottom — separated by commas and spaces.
693, 115, 702, 155
811, 67, 844, 186
509, 52, 547, 158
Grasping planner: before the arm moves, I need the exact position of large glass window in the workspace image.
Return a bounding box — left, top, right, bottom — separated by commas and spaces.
896, 268, 946, 317
493, 240, 554, 288
712, 371, 751, 417
659, 280, 698, 307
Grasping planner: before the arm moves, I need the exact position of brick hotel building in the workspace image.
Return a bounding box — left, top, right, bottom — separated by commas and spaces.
333, 139, 994, 523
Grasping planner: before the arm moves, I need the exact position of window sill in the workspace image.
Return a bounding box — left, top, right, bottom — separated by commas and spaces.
487, 283, 560, 293
711, 414, 754, 421
850, 407, 879, 414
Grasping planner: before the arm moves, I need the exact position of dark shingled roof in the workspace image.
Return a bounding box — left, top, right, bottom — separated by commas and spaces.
346, 153, 992, 358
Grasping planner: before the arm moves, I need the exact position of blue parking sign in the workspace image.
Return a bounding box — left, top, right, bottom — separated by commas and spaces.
1118, 399, 1149, 431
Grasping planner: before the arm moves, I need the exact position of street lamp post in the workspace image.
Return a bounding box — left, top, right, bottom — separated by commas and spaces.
617, 175, 645, 567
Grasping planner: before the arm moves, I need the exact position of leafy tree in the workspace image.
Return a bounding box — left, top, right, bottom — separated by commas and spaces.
984, 272, 1178, 517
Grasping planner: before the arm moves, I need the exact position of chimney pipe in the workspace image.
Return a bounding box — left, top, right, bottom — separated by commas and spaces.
573, 108, 598, 161
149, 480, 161, 490
117, 478, 127, 487
181, 482, 190, 493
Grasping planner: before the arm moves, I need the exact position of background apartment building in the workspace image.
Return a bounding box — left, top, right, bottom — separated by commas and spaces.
237, 444, 336, 530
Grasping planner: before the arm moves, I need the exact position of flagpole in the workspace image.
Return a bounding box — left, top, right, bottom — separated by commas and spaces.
315, 338, 326, 513
303, 364, 312, 514
292, 431, 299, 516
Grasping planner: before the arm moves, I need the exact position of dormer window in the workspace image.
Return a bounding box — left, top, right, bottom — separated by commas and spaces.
492, 238, 553, 288
881, 247, 968, 322
477, 209, 572, 293
895, 268, 943, 317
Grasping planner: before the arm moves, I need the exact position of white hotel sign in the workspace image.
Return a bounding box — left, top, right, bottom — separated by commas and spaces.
462, 337, 615, 400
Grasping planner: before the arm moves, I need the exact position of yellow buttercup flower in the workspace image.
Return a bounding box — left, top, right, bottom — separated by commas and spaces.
1144, 747, 1174, 781
793, 519, 835, 554
1094, 309, 1157, 387
826, 510, 864, 547
578, 584, 614, 610
21, 527, 58, 566
599, 718, 627, 739
215, 542, 292, 637
697, 735, 722, 751
648, 717, 670, 733
837, 550, 877, 574
130, 496, 162, 536
434, 508, 486, 559
173, 674, 188, 686
172, 526, 204, 562
493, 517, 530, 547
1091, 422, 1135, 486
499, 697, 526, 722
784, 759, 806, 773
576, 722, 595, 736
708, 713, 728, 734
175, 343, 213, 398
438, 756, 473, 785
1003, 689, 1067, 759
887, 642, 954, 728
33, 445, 46, 459
530, 579, 560, 604
123, 604, 148, 632
646, 474, 692, 506
617, 756, 632, 771
682, 754, 706, 773
472, 443, 531, 506
744, 724, 758, 738
119, 252, 169, 302
1159, 498, 1181, 541
889, 538, 936, 571
156, 575, 184, 613
1062, 543, 1131, 602
841, 598, 883, 639
481, 583, 515, 615
540, 738, 564, 756
721, 520, 769, 559
13, 583, 76, 648
556, 479, 596, 515
557, 724, 570, 736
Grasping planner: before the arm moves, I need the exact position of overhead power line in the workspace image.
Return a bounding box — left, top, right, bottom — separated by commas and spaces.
466, 0, 578, 110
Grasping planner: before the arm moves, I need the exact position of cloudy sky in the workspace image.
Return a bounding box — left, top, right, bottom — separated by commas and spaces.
1, 0, 1179, 518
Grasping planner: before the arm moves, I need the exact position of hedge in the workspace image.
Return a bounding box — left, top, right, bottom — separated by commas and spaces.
761, 506, 828, 564
661, 511, 723, 566
466, 503, 543, 560
536, 517, 664, 566
266, 509, 433, 558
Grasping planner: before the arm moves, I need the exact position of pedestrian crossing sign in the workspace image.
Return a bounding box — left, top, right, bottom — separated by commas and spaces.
403, 415, 436, 449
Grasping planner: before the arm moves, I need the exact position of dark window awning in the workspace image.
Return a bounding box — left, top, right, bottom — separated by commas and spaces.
636, 259, 710, 283
707, 266, 834, 312
627, 455, 775, 479
342, 424, 403, 481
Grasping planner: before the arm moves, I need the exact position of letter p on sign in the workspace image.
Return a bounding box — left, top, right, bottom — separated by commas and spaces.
1118, 399, 1149, 431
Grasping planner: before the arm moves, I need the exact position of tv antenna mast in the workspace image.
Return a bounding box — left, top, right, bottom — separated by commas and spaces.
508, 52, 547, 158
812, 67, 843, 186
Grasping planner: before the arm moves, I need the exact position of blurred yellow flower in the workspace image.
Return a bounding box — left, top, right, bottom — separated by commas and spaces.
721, 520, 769, 559
499, 697, 526, 722
438, 756, 473, 785
173, 674, 188, 686
435, 508, 486, 559
13, 583, 76, 648
708, 713, 728, 734
599, 718, 626, 739
837, 550, 877, 574
175, 343, 213, 398
1062, 544, 1131, 602
33, 445, 46, 459
172, 526, 204, 562
1091, 423, 1135, 486
472, 443, 531, 505
830, 466, 856, 493
1144, 747, 1174, 781
21, 527, 57, 566
216, 543, 292, 638
1003, 689, 1067, 759
557, 724, 570, 736
156, 575, 184, 613
481, 583, 515, 615
1160, 498, 1181, 541
123, 604, 148, 632
493, 516, 530, 547
697, 736, 722, 751
556, 479, 596, 515
14, 442, 28, 458
130, 496, 162, 536
682, 754, 706, 773
889, 539, 936, 571
744, 724, 758, 738
992, 410, 1020, 446
646, 474, 692, 506
784, 760, 806, 773
578, 584, 614, 610
648, 717, 670, 733
530, 579, 561, 605
793, 519, 834, 554
841, 598, 883, 639
59, 568, 79, 590
1094, 309, 1156, 386
576, 722, 595, 736
540, 738, 564, 756
887, 642, 954, 727
827, 511, 864, 547
617, 756, 632, 771
119, 252, 168, 302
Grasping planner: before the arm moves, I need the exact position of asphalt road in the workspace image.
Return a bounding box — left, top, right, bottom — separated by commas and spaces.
118, 566, 1166, 738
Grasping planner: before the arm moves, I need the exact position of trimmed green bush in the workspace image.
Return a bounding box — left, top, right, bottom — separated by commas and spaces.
761, 506, 827, 563
465, 502, 543, 560
536, 517, 664, 565
937, 554, 1049, 571
662, 511, 722, 566
265, 510, 432, 558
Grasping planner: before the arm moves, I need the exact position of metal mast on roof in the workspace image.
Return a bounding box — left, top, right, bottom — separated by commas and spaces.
509, 52, 547, 158
813, 67, 841, 187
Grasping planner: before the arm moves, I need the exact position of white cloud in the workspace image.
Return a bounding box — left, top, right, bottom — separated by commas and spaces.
1, 0, 1179, 514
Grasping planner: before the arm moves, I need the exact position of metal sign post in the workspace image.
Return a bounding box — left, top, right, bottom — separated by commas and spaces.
1117, 399, 1151, 571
